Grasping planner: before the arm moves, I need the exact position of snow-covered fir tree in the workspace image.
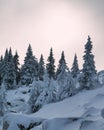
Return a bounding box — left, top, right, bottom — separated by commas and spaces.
38, 54, 45, 81
0, 49, 9, 83
71, 54, 80, 78
56, 51, 69, 84
56, 51, 68, 78
57, 72, 75, 100
3, 48, 16, 89
56, 51, 75, 100
20, 44, 38, 85
28, 78, 43, 113
36, 71, 58, 106
46, 48, 56, 79
13, 51, 20, 85
45, 78, 58, 102
0, 48, 16, 89
38, 84, 56, 107
28, 71, 58, 113
81, 36, 97, 89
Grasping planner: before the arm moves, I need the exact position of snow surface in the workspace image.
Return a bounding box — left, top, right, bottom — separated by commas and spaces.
33, 87, 104, 119
6, 86, 30, 113
3, 85, 104, 130
3, 113, 44, 130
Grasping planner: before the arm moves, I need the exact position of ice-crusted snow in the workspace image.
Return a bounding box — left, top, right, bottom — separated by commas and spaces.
3, 85, 104, 130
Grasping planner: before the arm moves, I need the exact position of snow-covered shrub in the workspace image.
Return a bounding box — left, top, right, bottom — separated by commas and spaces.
97, 70, 104, 85
28, 79, 43, 113
57, 71, 75, 100
56, 51, 76, 100
3, 113, 44, 130
28, 73, 58, 113
36, 78, 58, 107
79, 72, 99, 90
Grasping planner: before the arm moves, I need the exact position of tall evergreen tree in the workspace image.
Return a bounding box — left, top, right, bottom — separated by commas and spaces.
46, 48, 55, 79
20, 44, 38, 85
6, 48, 16, 88
56, 51, 68, 78
38, 54, 45, 81
56, 52, 74, 100
13, 51, 20, 84
81, 36, 97, 89
71, 54, 80, 78
2, 48, 16, 89
0, 49, 9, 85
56, 51, 69, 85
2, 49, 9, 74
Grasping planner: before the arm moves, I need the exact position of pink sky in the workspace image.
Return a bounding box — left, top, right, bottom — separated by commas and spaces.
0, 0, 104, 71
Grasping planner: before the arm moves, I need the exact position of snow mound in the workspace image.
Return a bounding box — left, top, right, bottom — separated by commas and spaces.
3, 113, 44, 130
43, 118, 81, 130
98, 70, 104, 85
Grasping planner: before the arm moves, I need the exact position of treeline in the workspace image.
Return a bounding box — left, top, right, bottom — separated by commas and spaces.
0, 35, 100, 114
0, 36, 97, 90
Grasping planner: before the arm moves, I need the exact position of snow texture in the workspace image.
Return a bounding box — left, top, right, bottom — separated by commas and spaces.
3, 84, 104, 130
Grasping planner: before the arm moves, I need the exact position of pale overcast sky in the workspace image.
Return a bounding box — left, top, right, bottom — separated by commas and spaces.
0, 0, 104, 71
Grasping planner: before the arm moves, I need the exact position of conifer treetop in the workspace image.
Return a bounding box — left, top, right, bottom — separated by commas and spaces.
85, 35, 93, 54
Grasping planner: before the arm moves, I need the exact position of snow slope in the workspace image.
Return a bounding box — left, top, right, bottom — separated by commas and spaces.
3, 86, 104, 130
33, 87, 104, 119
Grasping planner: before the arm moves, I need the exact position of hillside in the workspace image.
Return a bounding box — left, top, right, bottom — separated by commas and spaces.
2, 84, 104, 130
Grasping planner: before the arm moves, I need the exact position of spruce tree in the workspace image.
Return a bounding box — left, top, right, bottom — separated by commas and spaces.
56, 51, 68, 78
13, 51, 20, 84
71, 54, 80, 78
20, 44, 38, 85
46, 48, 55, 79
2, 48, 16, 89
1, 49, 9, 86
56, 51, 68, 83
2, 49, 9, 76
81, 36, 97, 89
38, 54, 45, 81
56, 51, 74, 100
6, 48, 16, 88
